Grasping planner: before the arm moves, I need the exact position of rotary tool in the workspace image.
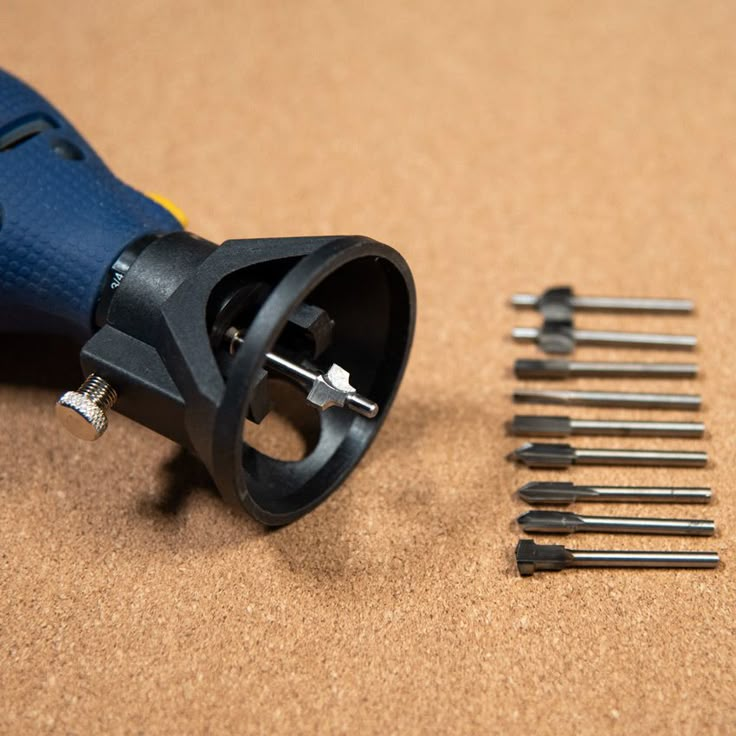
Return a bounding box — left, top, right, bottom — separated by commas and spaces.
0, 69, 416, 525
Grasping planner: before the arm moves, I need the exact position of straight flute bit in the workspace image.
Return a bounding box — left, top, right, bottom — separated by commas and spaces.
517, 510, 715, 536
512, 388, 701, 410
511, 287, 694, 319
511, 324, 697, 354
517, 481, 712, 505
515, 539, 719, 576
514, 358, 698, 380
509, 415, 705, 438
509, 442, 708, 468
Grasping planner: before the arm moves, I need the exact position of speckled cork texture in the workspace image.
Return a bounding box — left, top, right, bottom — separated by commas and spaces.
1, 1, 735, 734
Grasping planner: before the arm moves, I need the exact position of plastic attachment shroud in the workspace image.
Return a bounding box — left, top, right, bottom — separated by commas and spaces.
82, 232, 415, 525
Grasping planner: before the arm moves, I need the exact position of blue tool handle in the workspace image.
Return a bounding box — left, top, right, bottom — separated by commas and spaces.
0, 69, 182, 339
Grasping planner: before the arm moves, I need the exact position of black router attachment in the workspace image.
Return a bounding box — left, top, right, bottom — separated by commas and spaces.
77, 233, 415, 525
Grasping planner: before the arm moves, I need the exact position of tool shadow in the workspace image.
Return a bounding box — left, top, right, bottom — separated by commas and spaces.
0, 336, 486, 574
0, 333, 253, 537
138, 447, 222, 518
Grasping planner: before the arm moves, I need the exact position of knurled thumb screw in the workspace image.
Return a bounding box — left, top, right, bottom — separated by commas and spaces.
56, 374, 118, 441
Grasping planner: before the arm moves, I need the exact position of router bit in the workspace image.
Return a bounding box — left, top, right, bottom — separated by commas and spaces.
512, 388, 701, 410
517, 510, 715, 536
0, 69, 416, 525
514, 358, 698, 380
512, 321, 697, 354
511, 286, 694, 320
517, 481, 713, 505
509, 415, 705, 438
515, 539, 719, 576
226, 328, 378, 417
509, 442, 708, 468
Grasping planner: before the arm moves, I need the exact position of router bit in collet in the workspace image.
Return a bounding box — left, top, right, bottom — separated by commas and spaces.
511, 286, 694, 320
0, 69, 416, 525
509, 415, 705, 438
514, 358, 699, 380
517, 481, 713, 505
226, 329, 379, 418
517, 510, 715, 536
515, 540, 719, 576
512, 388, 701, 410
509, 442, 708, 468
512, 321, 698, 354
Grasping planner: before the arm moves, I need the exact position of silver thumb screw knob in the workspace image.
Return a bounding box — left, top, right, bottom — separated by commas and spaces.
56, 374, 118, 441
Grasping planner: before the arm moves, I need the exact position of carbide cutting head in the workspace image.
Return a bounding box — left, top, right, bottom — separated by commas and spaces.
513, 358, 570, 379
509, 442, 576, 468
516, 481, 593, 504
509, 415, 570, 436
515, 539, 571, 576
517, 510, 582, 534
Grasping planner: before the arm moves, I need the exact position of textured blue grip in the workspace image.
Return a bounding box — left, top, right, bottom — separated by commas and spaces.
0, 69, 182, 339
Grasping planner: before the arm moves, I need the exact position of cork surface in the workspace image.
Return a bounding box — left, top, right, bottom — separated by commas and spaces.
2, 1, 735, 733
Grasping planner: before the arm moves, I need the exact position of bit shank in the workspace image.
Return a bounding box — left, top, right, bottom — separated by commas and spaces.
569, 295, 694, 312
510, 415, 704, 438
517, 510, 715, 536
514, 359, 698, 380
517, 481, 713, 505
511, 290, 694, 314
573, 328, 697, 349
512, 326, 697, 351
571, 549, 720, 569
510, 442, 708, 468
515, 539, 719, 576
574, 447, 707, 467
512, 388, 701, 410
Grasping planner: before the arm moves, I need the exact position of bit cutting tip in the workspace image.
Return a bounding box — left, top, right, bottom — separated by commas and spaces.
300, 361, 379, 417
268, 352, 380, 418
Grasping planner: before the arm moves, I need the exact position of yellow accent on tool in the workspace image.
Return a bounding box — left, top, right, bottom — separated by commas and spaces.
146, 192, 189, 228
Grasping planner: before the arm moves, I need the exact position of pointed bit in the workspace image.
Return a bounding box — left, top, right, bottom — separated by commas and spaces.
516, 481, 594, 504
510, 442, 576, 468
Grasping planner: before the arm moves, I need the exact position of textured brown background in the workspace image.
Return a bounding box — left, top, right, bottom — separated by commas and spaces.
2, 1, 735, 734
